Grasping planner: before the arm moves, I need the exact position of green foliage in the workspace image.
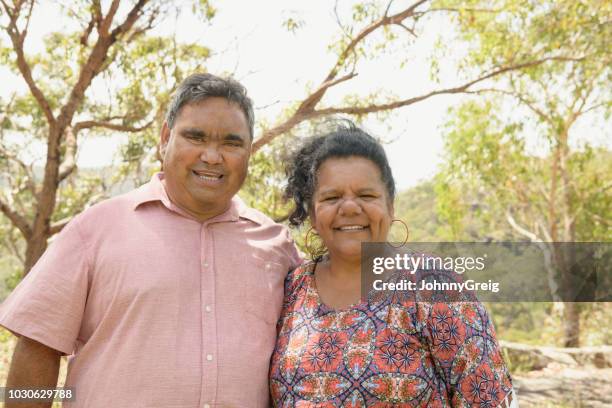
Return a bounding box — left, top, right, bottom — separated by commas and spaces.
240, 140, 292, 223
433, 0, 611, 244
53, 173, 104, 223
0, 0, 220, 280
393, 181, 450, 241
437, 97, 611, 242
0, 218, 22, 300
568, 147, 612, 241
281, 10, 305, 34
193, 0, 217, 20
433, 0, 610, 348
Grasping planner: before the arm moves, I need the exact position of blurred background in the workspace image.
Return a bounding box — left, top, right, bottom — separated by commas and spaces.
0, 1, 610, 406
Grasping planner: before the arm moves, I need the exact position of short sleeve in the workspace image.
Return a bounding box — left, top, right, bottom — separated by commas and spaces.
421, 301, 515, 407
0, 214, 91, 355
284, 228, 303, 271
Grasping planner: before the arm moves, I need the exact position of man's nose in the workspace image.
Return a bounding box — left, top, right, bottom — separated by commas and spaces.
338, 197, 362, 215
200, 145, 222, 164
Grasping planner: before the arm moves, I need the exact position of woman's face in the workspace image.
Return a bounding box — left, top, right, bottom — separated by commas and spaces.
310, 156, 393, 263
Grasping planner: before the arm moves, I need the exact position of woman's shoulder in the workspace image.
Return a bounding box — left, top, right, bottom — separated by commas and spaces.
285, 260, 316, 286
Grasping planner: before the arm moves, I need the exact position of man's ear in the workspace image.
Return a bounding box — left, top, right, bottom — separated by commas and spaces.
160, 121, 171, 157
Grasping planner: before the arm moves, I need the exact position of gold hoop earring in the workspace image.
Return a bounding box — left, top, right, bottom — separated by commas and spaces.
305, 227, 326, 260
388, 219, 409, 248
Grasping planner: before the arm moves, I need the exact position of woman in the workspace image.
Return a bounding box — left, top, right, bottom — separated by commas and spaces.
269, 123, 517, 407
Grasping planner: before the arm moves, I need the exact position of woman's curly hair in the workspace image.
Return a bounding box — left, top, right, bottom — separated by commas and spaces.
284, 121, 395, 227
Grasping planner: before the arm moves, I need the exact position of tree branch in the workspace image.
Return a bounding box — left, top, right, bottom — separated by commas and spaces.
80, 12, 96, 46
423, 7, 503, 15
58, 126, 77, 182
3, 0, 56, 125
290, 71, 359, 119
252, 1, 428, 151
56, 117, 154, 182
73, 118, 154, 133
326, 0, 428, 82
506, 210, 540, 241
98, 0, 121, 36
22, 0, 34, 36
506, 211, 562, 301
254, 37, 581, 151
3, 230, 25, 264
109, 0, 149, 41
56, 0, 151, 131
0, 143, 36, 195
0, 195, 32, 239
48, 191, 106, 237
312, 56, 583, 117
395, 21, 418, 37
466, 87, 554, 126
581, 101, 609, 116
332, 0, 351, 38
49, 217, 71, 236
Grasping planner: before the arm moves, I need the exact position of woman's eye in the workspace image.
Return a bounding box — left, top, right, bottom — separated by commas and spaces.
324, 196, 338, 202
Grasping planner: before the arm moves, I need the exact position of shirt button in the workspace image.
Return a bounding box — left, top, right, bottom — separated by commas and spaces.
203, 262, 209, 268
203, 404, 210, 408
206, 354, 213, 361
205, 305, 212, 312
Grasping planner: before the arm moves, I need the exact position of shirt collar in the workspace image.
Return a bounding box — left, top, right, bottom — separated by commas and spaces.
132, 172, 262, 225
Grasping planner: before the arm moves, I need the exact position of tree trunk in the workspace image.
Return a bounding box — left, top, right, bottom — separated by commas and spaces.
562, 302, 581, 347
558, 123, 580, 347
23, 228, 51, 275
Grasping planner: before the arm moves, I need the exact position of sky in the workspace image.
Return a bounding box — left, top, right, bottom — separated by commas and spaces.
2, 1, 608, 191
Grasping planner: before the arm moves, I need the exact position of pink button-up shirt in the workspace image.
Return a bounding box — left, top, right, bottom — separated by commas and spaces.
0, 173, 301, 407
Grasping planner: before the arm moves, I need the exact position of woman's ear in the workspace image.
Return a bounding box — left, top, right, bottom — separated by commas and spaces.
309, 211, 317, 232
308, 205, 318, 233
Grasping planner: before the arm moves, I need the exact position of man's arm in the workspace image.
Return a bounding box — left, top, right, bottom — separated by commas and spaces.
5, 336, 62, 408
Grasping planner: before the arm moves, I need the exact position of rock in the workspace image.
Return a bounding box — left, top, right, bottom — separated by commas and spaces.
500, 340, 612, 370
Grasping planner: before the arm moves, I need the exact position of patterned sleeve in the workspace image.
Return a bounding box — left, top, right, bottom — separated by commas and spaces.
419, 301, 517, 407
276, 263, 311, 333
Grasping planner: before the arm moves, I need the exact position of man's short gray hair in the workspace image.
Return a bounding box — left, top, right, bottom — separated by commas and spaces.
165, 73, 255, 139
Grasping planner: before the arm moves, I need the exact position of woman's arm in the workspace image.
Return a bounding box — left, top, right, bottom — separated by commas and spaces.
421, 301, 518, 407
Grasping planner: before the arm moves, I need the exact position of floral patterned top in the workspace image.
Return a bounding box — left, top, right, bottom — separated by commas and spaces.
269, 261, 516, 407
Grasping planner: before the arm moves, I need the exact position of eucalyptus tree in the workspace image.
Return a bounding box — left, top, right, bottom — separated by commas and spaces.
0, 0, 581, 278
0, 0, 213, 274
435, 0, 611, 346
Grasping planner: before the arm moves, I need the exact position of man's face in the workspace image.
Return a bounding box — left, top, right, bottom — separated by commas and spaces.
160, 97, 251, 221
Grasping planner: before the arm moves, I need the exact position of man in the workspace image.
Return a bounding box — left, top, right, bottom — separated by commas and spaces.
0, 73, 301, 407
